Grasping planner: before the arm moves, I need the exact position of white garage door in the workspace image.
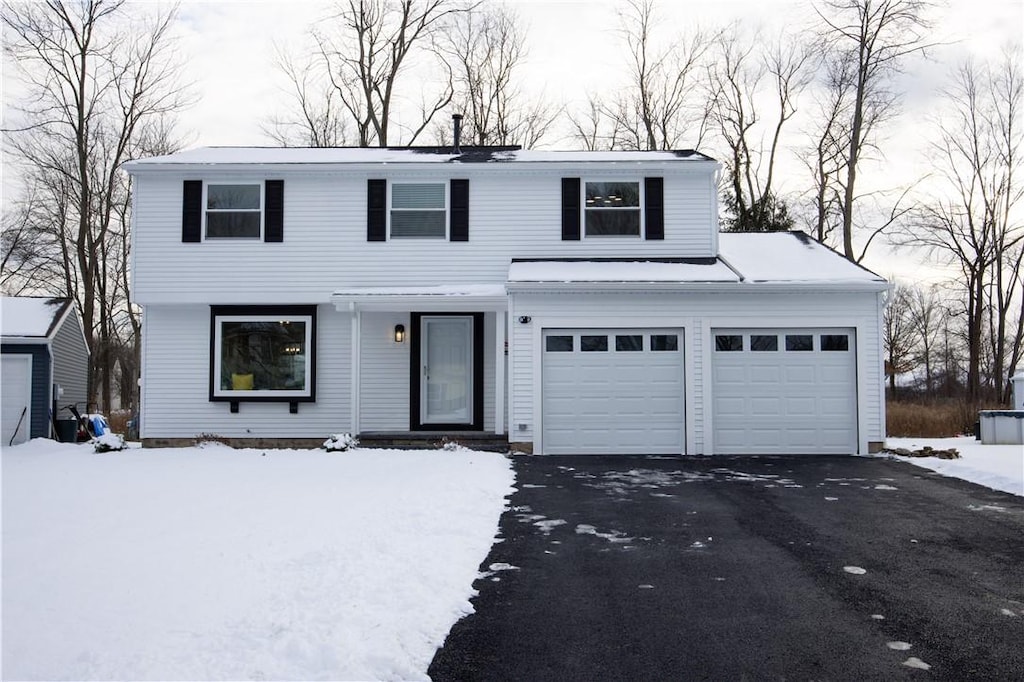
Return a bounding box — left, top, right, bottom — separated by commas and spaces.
712, 329, 857, 454
542, 329, 684, 455
2, 354, 33, 447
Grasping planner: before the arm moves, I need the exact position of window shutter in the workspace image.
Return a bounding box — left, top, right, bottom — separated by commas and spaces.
644, 177, 664, 240
367, 179, 387, 241
265, 180, 284, 242
182, 180, 202, 242
450, 179, 469, 241
561, 177, 581, 241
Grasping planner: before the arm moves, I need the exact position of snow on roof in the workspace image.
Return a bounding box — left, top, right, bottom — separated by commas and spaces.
719, 232, 886, 283
124, 146, 715, 168
1, 296, 70, 339
332, 284, 507, 297
507, 260, 738, 283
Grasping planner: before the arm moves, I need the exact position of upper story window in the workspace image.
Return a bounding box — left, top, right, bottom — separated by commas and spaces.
206, 184, 263, 239
585, 181, 641, 236
391, 183, 447, 239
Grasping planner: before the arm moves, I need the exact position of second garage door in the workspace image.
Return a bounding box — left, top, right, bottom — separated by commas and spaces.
711, 328, 858, 454
542, 329, 684, 455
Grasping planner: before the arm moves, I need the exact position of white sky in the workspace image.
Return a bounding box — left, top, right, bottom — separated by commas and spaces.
4, 0, 1023, 284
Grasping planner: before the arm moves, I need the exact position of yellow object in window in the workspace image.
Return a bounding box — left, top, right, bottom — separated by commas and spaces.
232, 373, 254, 390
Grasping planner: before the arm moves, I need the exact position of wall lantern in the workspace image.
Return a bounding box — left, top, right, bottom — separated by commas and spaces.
518, 316, 532, 324
394, 324, 406, 343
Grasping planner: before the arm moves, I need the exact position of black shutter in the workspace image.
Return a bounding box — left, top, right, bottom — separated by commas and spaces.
182, 180, 202, 242
265, 180, 284, 242
367, 179, 387, 241
645, 177, 664, 240
450, 178, 469, 241
561, 177, 581, 240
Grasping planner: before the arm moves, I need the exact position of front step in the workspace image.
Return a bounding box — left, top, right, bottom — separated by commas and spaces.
357, 431, 510, 453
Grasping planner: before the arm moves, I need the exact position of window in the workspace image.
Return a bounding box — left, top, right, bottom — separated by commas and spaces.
821, 334, 850, 351
616, 335, 643, 351
206, 184, 262, 238
585, 181, 640, 236
546, 336, 573, 352
751, 335, 778, 351
211, 307, 316, 401
391, 183, 446, 238
786, 335, 813, 351
651, 334, 678, 351
581, 335, 608, 352
716, 335, 743, 351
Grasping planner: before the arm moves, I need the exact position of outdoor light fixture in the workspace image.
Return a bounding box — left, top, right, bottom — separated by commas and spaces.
394, 324, 406, 343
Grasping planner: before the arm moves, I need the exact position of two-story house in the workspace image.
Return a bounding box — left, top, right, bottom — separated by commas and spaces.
124, 138, 887, 455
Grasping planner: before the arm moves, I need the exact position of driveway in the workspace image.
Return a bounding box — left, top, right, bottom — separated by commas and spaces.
428, 455, 1024, 681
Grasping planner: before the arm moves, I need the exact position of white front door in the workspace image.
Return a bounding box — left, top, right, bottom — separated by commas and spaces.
421, 316, 474, 424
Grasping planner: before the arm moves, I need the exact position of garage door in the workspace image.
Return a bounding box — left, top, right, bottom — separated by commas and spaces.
542, 329, 684, 454
2, 355, 33, 447
712, 329, 857, 454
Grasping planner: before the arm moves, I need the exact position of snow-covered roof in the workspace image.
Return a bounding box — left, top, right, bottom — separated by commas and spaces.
333, 284, 507, 297
718, 232, 885, 284
331, 284, 508, 312
123, 146, 715, 169
1, 296, 71, 340
508, 260, 738, 283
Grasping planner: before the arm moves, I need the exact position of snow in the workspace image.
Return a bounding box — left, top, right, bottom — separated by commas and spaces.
507, 260, 738, 283
1, 439, 515, 681
1, 296, 66, 338
884, 437, 1023, 496
333, 284, 507, 298
718, 232, 886, 284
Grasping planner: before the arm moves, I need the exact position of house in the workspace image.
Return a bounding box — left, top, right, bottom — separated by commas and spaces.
1, 296, 90, 445
123, 138, 888, 455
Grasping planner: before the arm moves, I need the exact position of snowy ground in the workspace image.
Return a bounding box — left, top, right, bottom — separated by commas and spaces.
884, 437, 1023, 497
1, 439, 515, 682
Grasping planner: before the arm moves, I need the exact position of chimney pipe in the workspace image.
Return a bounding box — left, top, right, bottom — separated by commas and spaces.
452, 113, 463, 154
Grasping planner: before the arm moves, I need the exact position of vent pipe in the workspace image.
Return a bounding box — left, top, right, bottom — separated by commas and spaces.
452, 113, 463, 154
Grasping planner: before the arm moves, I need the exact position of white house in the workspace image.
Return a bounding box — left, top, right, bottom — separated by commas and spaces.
123, 140, 887, 455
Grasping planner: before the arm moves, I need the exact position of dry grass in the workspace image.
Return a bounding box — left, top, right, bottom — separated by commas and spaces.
886, 400, 1002, 438
106, 409, 132, 435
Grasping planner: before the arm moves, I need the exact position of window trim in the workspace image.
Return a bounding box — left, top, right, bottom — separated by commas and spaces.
203, 182, 265, 240
389, 181, 449, 240
582, 179, 643, 238
209, 305, 317, 402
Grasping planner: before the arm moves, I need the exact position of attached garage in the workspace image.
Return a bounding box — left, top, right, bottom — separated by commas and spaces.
542, 328, 684, 455
711, 328, 858, 454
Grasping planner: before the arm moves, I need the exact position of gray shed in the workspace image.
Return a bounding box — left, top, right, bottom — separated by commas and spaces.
2, 297, 90, 445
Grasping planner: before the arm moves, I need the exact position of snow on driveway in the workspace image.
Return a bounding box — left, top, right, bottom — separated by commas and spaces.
884, 437, 1023, 497
1, 439, 515, 681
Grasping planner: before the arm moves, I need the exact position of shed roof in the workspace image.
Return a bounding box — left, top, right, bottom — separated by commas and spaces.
1, 296, 72, 340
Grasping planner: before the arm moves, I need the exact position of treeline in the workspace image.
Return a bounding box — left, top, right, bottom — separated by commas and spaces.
1, 0, 1021, 412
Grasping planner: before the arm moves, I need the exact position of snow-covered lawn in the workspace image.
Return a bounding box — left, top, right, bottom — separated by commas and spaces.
884, 437, 1023, 497
1, 439, 515, 682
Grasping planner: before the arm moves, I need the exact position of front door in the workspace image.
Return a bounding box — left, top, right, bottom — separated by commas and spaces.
420, 316, 474, 425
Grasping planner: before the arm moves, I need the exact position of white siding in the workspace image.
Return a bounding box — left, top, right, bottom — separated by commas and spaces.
141, 304, 351, 439
509, 289, 885, 454
358, 312, 411, 431
132, 166, 717, 304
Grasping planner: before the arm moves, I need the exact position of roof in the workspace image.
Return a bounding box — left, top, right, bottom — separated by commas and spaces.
123, 146, 716, 169
1, 296, 73, 341
718, 232, 885, 284
508, 259, 738, 283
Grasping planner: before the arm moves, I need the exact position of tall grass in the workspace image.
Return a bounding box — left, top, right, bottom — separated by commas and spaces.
886, 400, 1002, 437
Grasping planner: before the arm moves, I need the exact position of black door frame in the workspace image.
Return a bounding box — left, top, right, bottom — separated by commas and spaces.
410, 312, 485, 431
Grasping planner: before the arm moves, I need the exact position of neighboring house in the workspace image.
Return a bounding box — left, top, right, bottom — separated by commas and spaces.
123, 138, 888, 455
1, 296, 90, 446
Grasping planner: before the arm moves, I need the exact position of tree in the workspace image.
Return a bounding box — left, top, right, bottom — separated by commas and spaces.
906, 284, 948, 394
282, 0, 473, 148
707, 28, 812, 232
437, 4, 558, 147
3, 0, 189, 410
883, 282, 917, 396
901, 50, 1024, 401
814, 0, 933, 261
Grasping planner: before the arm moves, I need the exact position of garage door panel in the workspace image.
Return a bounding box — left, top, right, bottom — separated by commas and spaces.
543, 328, 684, 455
713, 328, 857, 455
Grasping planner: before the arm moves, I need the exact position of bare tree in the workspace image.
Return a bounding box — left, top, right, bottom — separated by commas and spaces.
883, 282, 918, 397
263, 49, 352, 147
906, 283, 948, 394
900, 50, 1024, 401
295, 0, 473, 148
708, 28, 813, 231
438, 4, 558, 147
815, 0, 934, 261
3, 0, 189, 410
567, 93, 624, 151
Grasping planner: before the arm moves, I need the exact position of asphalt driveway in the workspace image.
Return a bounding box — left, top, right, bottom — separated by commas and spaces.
428, 455, 1024, 681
